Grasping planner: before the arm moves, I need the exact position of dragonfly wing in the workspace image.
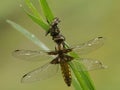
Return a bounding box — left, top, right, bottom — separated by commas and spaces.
72, 37, 104, 54
12, 49, 54, 61
73, 58, 107, 71
21, 62, 59, 83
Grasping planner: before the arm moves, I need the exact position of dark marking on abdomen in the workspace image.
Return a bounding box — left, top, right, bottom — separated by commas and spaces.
60, 62, 71, 86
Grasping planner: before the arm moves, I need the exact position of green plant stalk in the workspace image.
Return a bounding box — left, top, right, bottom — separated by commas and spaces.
39, 0, 54, 23
25, 0, 42, 19
69, 61, 95, 90
25, 11, 49, 31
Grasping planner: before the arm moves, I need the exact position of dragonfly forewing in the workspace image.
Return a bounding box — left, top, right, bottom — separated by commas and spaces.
21, 62, 59, 83
12, 49, 54, 61
72, 37, 104, 54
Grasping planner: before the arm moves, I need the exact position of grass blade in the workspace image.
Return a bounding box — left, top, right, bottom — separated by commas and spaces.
24, 10, 49, 31
72, 76, 82, 90
39, 0, 54, 23
25, 0, 42, 19
69, 61, 95, 90
7, 20, 49, 50
22, 0, 49, 31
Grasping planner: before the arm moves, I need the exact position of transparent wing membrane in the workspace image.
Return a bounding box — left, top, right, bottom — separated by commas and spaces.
12, 49, 53, 61
21, 63, 59, 83
13, 37, 106, 84
73, 58, 107, 71
72, 37, 104, 54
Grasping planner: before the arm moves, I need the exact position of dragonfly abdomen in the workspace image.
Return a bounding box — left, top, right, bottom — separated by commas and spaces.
60, 62, 71, 86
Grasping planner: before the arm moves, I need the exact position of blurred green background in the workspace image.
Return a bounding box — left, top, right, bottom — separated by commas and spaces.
0, 0, 120, 90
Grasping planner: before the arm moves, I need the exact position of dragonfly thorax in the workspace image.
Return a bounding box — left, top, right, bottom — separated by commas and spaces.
50, 54, 74, 64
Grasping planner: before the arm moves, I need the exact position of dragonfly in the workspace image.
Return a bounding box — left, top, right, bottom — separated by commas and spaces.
13, 37, 106, 86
